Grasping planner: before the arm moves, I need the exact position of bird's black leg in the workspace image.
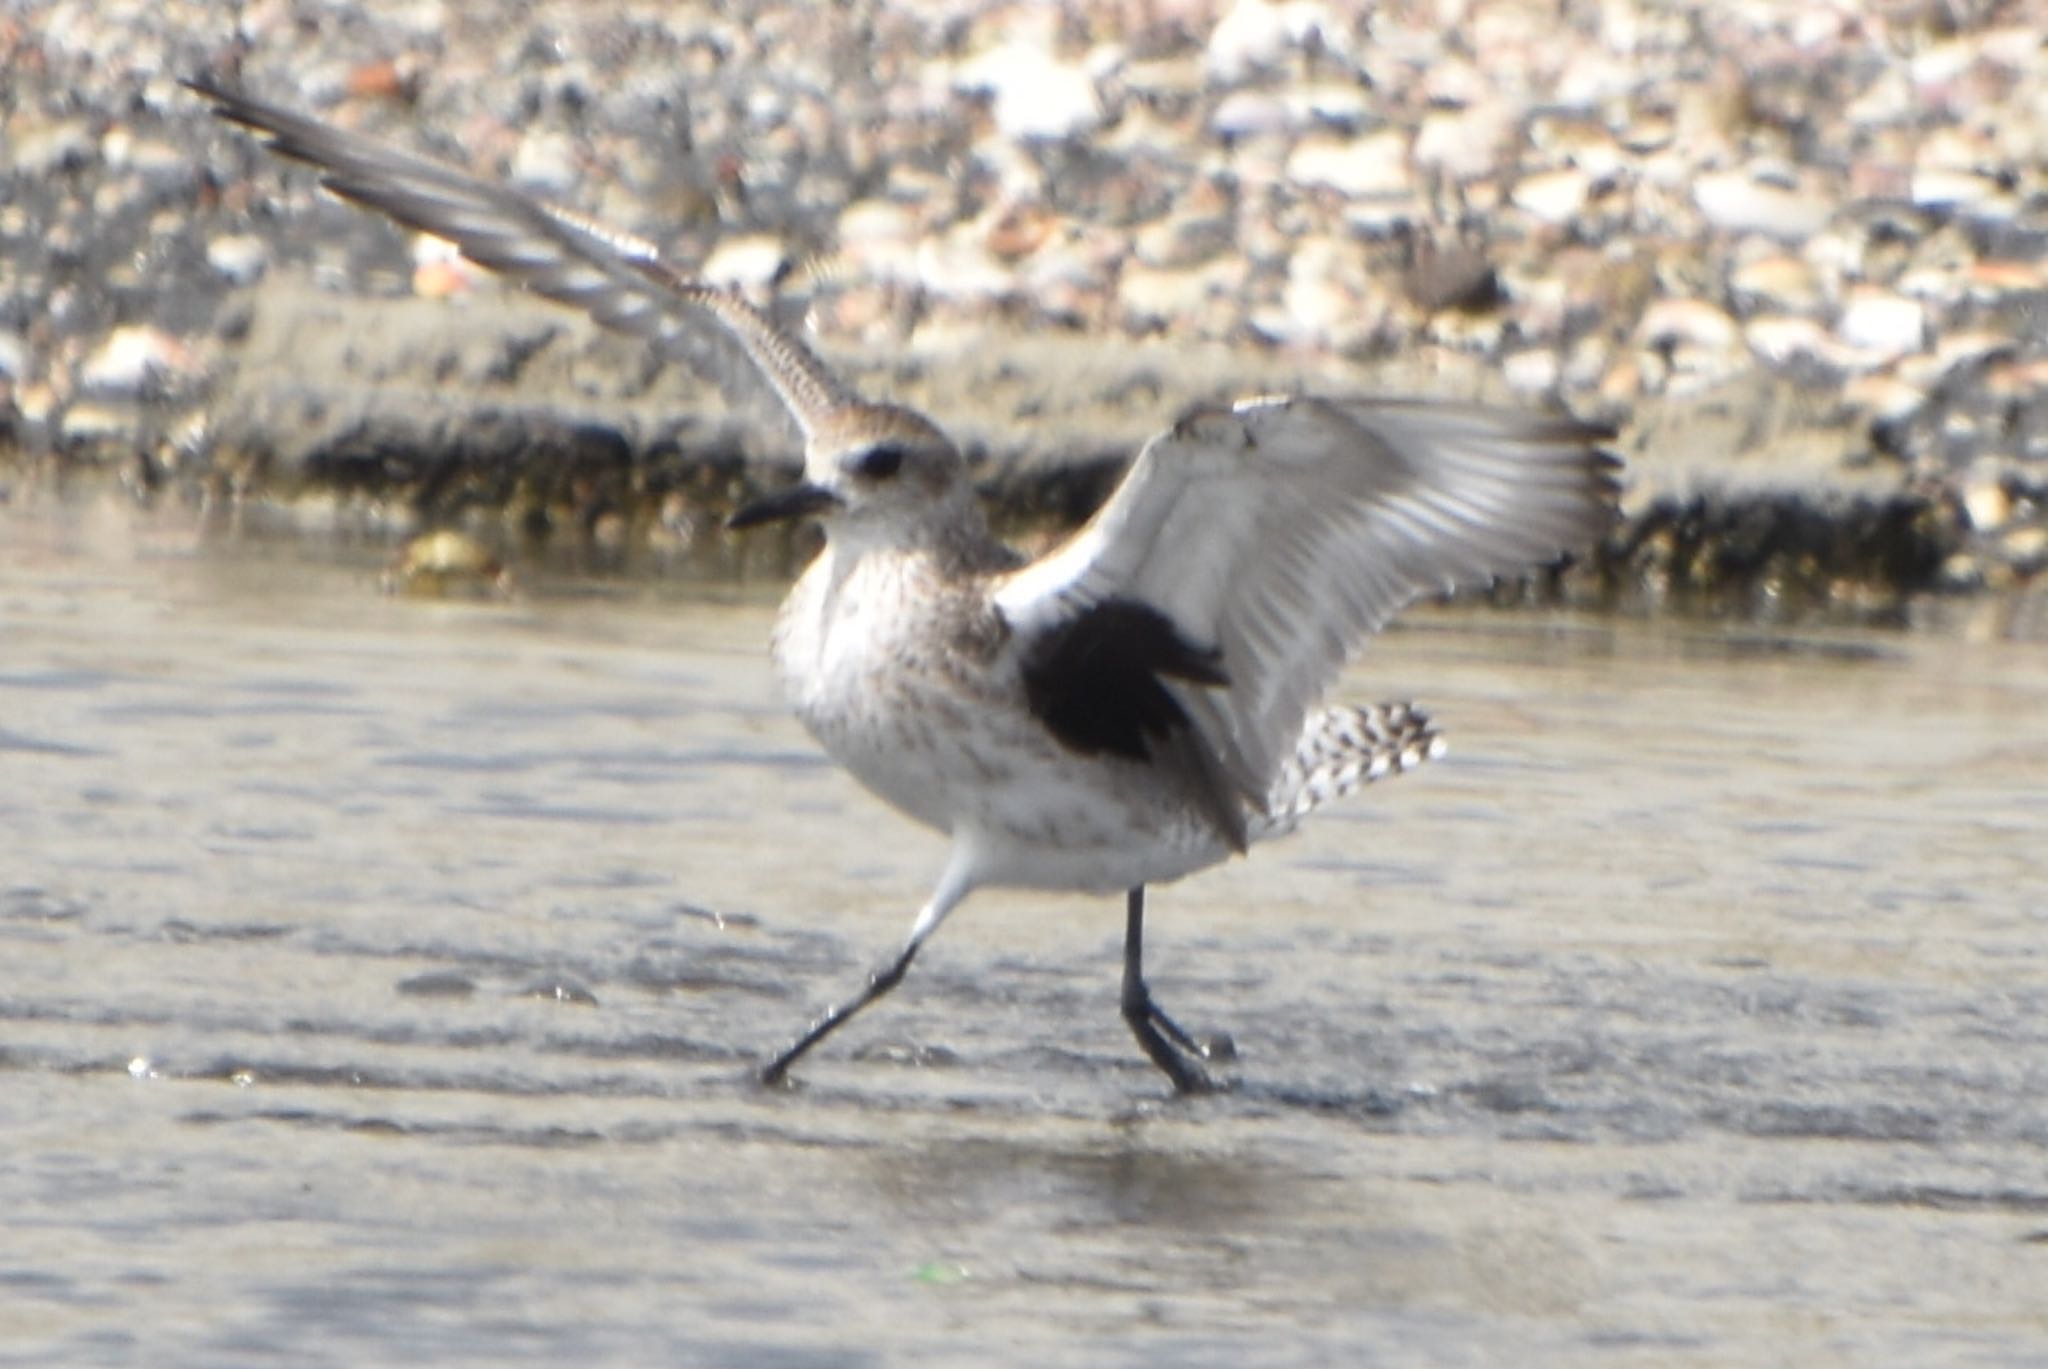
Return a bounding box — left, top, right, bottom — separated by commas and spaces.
761, 939, 920, 1085
763, 872, 973, 1086
1120, 886, 1217, 1094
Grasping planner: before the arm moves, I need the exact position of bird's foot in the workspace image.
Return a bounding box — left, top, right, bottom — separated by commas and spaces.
1149, 1004, 1238, 1064
1124, 982, 1233, 1094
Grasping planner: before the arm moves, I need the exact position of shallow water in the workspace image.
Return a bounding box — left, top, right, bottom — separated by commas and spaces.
3, 501, 2045, 1367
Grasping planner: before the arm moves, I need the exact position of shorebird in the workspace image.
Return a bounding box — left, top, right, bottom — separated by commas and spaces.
190, 78, 1620, 1093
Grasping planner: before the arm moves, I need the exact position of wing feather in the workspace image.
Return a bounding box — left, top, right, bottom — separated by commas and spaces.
185, 77, 860, 436
998, 396, 1619, 817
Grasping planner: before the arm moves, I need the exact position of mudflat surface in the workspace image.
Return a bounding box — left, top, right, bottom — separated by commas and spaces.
3, 502, 2044, 1365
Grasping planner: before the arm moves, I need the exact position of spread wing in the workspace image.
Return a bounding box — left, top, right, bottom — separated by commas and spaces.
184, 77, 858, 438
997, 395, 1620, 837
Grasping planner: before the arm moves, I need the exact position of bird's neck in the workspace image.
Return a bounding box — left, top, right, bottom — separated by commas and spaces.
827, 491, 1017, 577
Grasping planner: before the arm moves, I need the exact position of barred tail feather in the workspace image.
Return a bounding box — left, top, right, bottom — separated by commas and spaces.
1256, 701, 1443, 837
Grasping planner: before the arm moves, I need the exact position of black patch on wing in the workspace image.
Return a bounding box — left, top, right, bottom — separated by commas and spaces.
1019, 599, 1228, 761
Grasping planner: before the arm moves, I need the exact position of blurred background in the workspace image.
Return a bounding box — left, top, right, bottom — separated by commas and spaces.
3, 0, 2044, 627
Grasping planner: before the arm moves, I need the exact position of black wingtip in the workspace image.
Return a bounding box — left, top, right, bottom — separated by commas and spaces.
182, 74, 277, 140
181, 73, 240, 113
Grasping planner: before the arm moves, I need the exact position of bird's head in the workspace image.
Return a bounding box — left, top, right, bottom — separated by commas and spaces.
727, 403, 971, 542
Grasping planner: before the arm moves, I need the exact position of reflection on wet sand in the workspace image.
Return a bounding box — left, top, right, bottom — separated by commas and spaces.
4, 504, 2044, 1366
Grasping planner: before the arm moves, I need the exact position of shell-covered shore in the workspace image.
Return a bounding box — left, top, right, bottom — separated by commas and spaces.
2, 0, 2044, 623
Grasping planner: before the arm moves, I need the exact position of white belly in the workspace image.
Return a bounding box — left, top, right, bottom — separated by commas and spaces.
770, 551, 1237, 892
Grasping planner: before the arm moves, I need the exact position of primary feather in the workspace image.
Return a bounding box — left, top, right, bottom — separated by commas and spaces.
998, 396, 1619, 815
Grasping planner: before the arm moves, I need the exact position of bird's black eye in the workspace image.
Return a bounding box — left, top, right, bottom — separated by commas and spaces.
851, 444, 905, 480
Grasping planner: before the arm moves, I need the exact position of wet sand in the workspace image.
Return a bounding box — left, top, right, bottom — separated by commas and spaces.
3, 501, 2044, 1366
